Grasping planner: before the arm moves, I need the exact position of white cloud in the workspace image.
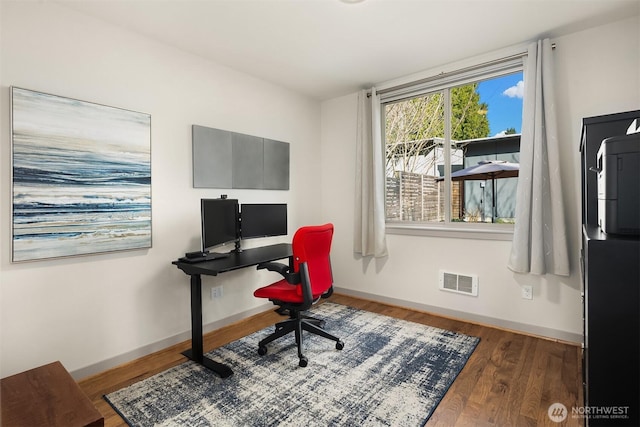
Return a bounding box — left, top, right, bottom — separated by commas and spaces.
503, 80, 524, 99
494, 130, 508, 137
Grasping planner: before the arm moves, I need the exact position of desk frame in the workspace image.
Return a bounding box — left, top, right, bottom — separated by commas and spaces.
173, 243, 292, 378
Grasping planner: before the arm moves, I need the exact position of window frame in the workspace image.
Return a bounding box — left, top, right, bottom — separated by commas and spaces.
380, 56, 524, 240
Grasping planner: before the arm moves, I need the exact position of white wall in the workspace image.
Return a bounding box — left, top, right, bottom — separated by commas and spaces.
0, 2, 322, 378
321, 15, 639, 342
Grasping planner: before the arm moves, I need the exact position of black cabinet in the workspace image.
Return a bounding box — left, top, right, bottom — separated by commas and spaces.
581, 111, 640, 426
583, 225, 639, 426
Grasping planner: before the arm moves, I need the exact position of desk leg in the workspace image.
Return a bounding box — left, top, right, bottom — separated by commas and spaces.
181, 274, 233, 378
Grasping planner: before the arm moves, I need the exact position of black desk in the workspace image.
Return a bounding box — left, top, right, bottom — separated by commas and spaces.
172, 243, 292, 378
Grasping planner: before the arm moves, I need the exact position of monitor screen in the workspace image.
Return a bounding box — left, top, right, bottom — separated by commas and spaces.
240, 203, 287, 239
201, 198, 239, 253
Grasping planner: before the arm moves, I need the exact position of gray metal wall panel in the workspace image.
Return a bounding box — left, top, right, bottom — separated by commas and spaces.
263, 139, 290, 190
192, 125, 232, 188
232, 133, 264, 189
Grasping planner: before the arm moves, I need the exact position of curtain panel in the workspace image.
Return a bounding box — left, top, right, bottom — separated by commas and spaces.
354, 88, 388, 258
508, 39, 570, 276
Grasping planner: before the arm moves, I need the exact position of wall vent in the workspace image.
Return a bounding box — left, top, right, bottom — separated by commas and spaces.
439, 270, 478, 296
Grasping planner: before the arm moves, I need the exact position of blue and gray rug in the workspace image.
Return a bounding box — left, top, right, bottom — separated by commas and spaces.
105, 303, 479, 426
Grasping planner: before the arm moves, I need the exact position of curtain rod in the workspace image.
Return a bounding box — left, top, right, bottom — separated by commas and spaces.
367, 43, 556, 98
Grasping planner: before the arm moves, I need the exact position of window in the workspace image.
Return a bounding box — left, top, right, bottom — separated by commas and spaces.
383, 62, 524, 231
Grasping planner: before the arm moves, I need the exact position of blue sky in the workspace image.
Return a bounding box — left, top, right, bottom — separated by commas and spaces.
477, 72, 524, 136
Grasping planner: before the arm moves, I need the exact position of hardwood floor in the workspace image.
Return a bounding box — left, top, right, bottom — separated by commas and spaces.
78, 294, 583, 426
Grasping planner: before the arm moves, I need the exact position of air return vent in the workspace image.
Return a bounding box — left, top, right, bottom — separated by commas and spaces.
439, 270, 478, 296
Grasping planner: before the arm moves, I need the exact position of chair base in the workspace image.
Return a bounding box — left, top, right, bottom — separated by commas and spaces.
274, 308, 326, 328
258, 311, 344, 367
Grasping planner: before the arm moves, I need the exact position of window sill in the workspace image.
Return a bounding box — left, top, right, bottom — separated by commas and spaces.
385, 222, 514, 241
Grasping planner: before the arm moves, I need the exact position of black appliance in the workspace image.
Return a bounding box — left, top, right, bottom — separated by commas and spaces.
596, 132, 640, 235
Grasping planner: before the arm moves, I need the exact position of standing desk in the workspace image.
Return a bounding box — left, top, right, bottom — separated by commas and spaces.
172, 243, 292, 378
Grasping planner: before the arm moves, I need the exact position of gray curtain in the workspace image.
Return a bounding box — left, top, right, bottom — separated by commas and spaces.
354, 88, 388, 257
508, 39, 569, 276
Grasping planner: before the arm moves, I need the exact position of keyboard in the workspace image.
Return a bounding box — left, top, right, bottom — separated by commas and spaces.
178, 252, 231, 263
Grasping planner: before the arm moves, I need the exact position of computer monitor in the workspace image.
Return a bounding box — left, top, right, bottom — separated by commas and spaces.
201, 198, 239, 253
240, 203, 287, 239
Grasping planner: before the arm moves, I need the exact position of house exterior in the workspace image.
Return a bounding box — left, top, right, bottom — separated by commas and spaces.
458, 134, 521, 222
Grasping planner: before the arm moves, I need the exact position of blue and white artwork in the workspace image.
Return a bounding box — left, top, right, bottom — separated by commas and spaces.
11, 87, 151, 262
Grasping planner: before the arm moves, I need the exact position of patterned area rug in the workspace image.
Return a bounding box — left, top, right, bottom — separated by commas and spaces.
105, 303, 479, 426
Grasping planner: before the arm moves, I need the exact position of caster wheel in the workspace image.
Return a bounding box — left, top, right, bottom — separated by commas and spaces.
336, 341, 344, 350
322, 287, 334, 298
258, 346, 267, 356
299, 357, 308, 367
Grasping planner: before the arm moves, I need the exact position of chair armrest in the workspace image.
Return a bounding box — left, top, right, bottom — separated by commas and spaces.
257, 261, 289, 275
257, 262, 300, 284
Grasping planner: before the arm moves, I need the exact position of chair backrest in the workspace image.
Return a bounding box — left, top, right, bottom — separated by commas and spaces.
291, 223, 334, 297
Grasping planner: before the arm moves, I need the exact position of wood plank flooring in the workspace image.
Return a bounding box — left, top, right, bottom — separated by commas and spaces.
78, 293, 583, 426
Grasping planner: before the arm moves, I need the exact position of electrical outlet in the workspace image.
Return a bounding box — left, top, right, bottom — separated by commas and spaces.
521, 285, 533, 300
211, 285, 224, 299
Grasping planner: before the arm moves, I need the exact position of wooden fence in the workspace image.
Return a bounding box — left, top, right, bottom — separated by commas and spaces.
386, 171, 461, 222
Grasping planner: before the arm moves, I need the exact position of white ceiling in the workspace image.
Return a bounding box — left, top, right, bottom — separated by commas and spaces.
55, 0, 639, 100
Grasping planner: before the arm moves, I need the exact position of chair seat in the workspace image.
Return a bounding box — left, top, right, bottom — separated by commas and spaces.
254, 279, 305, 303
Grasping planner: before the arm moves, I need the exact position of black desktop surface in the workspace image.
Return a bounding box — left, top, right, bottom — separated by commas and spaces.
173, 243, 292, 276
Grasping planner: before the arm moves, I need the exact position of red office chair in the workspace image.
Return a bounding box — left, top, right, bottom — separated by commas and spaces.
254, 223, 344, 367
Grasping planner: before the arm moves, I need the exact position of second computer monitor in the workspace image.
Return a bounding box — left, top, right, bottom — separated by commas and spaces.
240, 203, 287, 239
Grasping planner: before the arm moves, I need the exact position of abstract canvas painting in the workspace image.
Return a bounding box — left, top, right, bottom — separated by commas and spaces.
11, 87, 151, 262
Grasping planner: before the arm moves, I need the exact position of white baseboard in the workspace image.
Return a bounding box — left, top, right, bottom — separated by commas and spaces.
70, 303, 273, 380
333, 287, 582, 345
